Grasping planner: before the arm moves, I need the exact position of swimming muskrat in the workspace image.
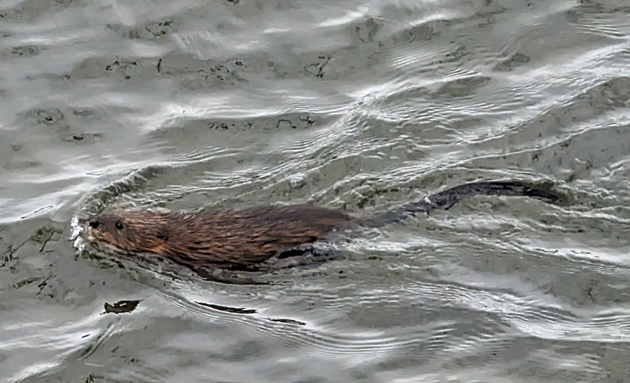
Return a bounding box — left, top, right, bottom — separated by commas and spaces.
86, 180, 560, 273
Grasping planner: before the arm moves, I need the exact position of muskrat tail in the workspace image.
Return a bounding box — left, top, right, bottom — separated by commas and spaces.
364, 180, 562, 227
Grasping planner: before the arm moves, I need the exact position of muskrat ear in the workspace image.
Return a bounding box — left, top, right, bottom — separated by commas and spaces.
156, 233, 168, 241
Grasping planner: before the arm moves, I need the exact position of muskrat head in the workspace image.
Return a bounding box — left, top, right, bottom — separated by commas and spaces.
87, 210, 170, 255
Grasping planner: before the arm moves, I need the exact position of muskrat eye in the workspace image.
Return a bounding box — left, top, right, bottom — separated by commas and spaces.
115, 221, 124, 230
88, 220, 99, 229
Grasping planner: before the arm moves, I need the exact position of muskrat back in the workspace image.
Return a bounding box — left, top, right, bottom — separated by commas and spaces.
88, 204, 358, 270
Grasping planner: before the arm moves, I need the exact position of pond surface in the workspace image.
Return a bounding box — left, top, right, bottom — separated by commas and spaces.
1, 0, 630, 382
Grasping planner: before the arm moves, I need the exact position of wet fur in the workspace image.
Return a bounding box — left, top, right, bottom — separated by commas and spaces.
87, 180, 561, 273
89, 205, 357, 271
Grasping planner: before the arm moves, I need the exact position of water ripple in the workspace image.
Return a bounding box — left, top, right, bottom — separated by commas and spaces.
2, 0, 630, 381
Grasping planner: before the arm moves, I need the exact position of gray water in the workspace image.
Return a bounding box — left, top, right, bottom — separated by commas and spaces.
1, 0, 630, 381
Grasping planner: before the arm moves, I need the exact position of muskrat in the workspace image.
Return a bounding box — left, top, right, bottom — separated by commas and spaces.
86, 180, 561, 273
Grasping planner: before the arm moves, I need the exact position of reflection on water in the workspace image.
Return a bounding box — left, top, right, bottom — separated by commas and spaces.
1, 0, 630, 381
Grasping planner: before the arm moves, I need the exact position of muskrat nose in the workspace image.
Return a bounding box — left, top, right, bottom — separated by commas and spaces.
88, 219, 99, 229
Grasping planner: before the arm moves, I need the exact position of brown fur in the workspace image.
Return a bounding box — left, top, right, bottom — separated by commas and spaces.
87, 205, 358, 271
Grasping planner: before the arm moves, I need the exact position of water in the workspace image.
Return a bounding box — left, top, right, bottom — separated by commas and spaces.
1, 0, 630, 381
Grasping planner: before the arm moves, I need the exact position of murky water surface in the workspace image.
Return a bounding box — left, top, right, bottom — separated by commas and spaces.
1, 0, 630, 381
